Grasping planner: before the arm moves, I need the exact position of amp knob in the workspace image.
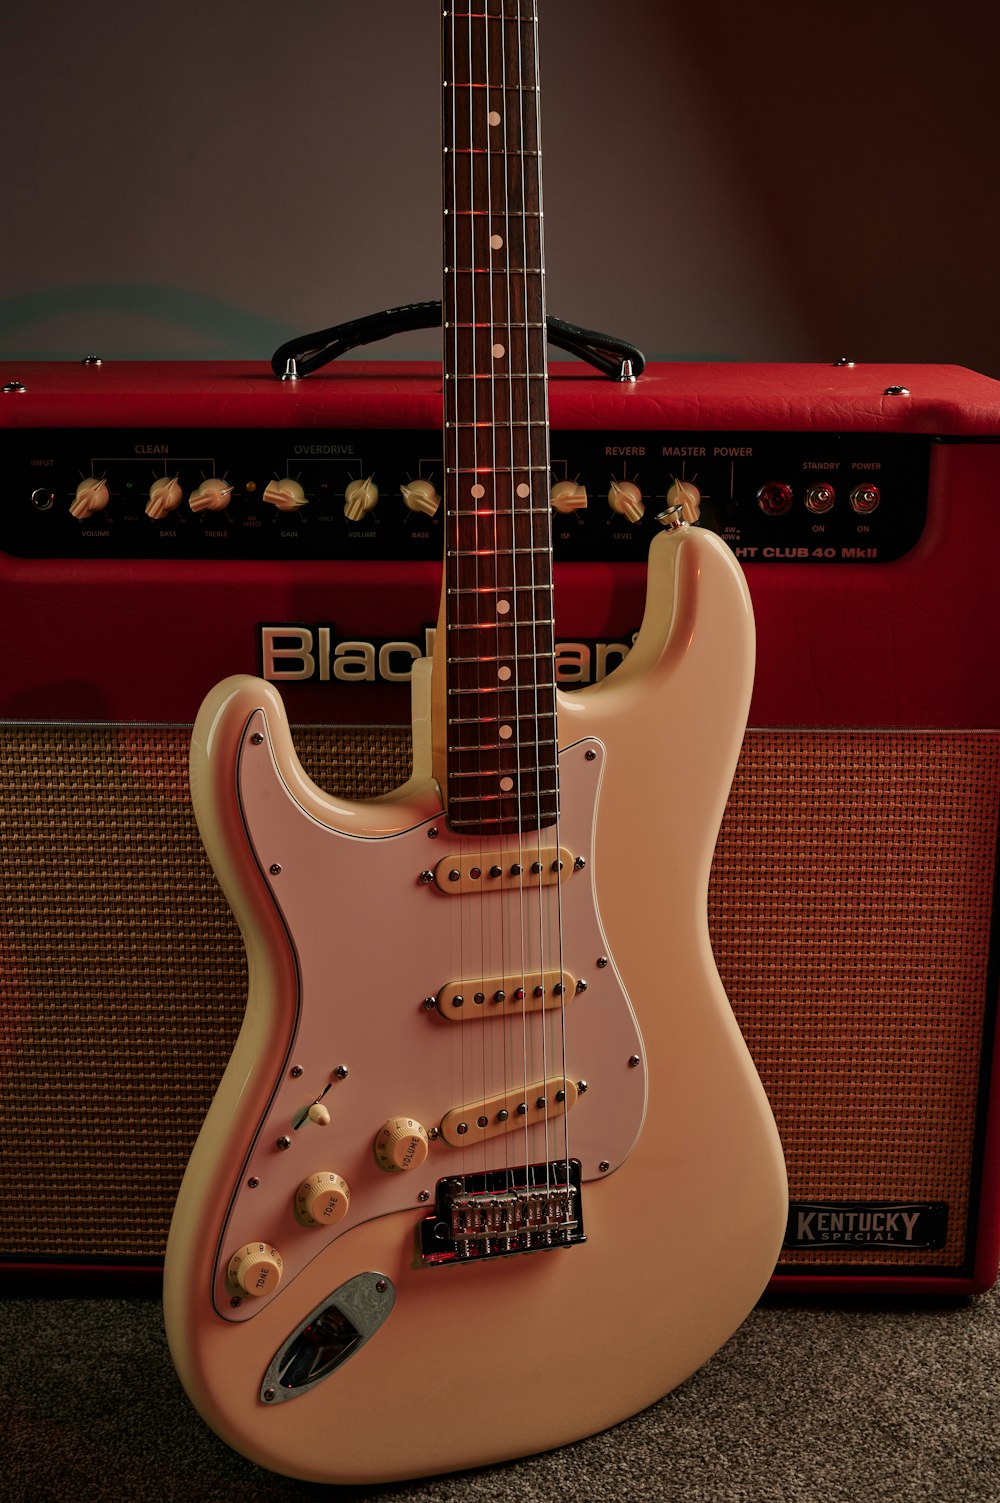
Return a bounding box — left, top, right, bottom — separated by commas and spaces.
189, 477, 233, 513
400, 479, 440, 517
263, 477, 308, 512
344, 475, 378, 521
664, 478, 702, 523
70, 477, 110, 520
226, 1241, 283, 1297
551, 479, 588, 515
374, 1117, 430, 1174
607, 478, 644, 522
295, 1172, 351, 1228
146, 476, 183, 519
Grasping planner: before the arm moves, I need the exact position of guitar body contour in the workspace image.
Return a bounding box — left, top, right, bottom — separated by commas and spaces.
163, 522, 787, 1484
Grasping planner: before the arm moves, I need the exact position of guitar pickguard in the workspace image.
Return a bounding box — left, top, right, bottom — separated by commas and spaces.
211, 712, 645, 1320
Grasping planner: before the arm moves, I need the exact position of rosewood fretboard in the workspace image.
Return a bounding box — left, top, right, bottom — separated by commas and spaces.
441, 1, 557, 837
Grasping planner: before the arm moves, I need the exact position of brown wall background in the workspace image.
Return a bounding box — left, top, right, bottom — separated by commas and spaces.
3, 1, 998, 376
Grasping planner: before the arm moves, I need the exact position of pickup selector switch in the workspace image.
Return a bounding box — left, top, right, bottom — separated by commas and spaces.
608, 478, 644, 523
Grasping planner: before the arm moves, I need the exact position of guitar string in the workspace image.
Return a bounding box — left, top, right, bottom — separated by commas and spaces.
523, 0, 569, 1204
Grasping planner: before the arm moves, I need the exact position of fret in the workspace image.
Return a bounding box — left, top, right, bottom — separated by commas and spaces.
446, 373, 548, 381
446, 465, 550, 475
445, 324, 545, 331
447, 767, 559, 783
448, 650, 551, 665
446, 210, 544, 218
448, 741, 558, 755
448, 584, 552, 596
448, 684, 550, 696
446, 268, 545, 276
447, 148, 541, 158
447, 616, 555, 630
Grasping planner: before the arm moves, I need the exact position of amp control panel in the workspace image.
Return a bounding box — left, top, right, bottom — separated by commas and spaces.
6, 426, 930, 564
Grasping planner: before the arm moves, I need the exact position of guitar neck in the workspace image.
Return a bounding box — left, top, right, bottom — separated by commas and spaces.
441, 2, 557, 837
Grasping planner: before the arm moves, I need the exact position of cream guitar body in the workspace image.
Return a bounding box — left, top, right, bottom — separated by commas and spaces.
163, 522, 787, 1484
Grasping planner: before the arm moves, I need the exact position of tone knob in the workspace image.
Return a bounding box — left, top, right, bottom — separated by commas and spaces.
189, 477, 233, 513
146, 476, 183, 519
263, 477, 308, 512
551, 479, 588, 515
608, 478, 644, 523
374, 1117, 430, 1174
400, 478, 440, 517
344, 475, 378, 521
295, 1171, 351, 1228
664, 478, 702, 523
70, 477, 110, 520
226, 1241, 283, 1297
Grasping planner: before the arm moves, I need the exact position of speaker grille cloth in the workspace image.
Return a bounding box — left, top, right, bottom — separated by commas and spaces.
0, 725, 997, 1274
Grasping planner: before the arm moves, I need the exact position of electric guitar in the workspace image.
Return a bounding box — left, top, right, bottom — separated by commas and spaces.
163, 3, 787, 1483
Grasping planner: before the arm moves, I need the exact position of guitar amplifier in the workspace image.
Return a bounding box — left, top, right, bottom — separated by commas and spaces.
1, 358, 998, 1295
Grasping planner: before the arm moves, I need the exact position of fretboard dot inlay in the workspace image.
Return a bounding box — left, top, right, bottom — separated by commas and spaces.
488, 110, 501, 127
499, 725, 513, 741
470, 483, 486, 498
496, 599, 511, 615
516, 482, 530, 498
498, 666, 512, 681
490, 233, 504, 249
500, 776, 514, 792
492, 343, 505, 358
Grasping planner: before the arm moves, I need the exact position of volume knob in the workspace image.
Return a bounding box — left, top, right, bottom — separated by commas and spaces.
226, 1241, 283, 1297
295, 1172, 351, 1227
344, 475, 378, 521
70, 477, 110, 520
374, 1117, 430, 1174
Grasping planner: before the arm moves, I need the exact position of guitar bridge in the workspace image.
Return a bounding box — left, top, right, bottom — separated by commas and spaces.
419, 1160, 585, 1266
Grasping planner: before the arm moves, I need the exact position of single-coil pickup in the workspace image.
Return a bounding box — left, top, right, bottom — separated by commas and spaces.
439, 1076, 579, 1148
432, 847, 576, 895
435, 971, 578, 1020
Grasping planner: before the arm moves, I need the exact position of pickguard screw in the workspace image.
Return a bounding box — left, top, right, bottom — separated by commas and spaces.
576, 979, 588, 993
375, 1280, 388, 1295
276, 1136, 291, 1151
419, 870, 434, 884
335, 1065, 349, 1080
230, 1296, 242, 1308
577, 1080, 589, 1094
251, 732, 264, 745
263, 1388, 276, 1402
585, 749, 597, 762
422, 996, 435, 1010
419, 1190, 430, 1203
574, 856, 586, 871
628, 1054, 641, 1068
247, 1176, 260, 1189
290, 1065, 303, 1078
597, 956, 609, 969
599, 1161, 611, 1173
269, 863, 282, 876
428, 1127, 441, 1141
427, 827, 440, 839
